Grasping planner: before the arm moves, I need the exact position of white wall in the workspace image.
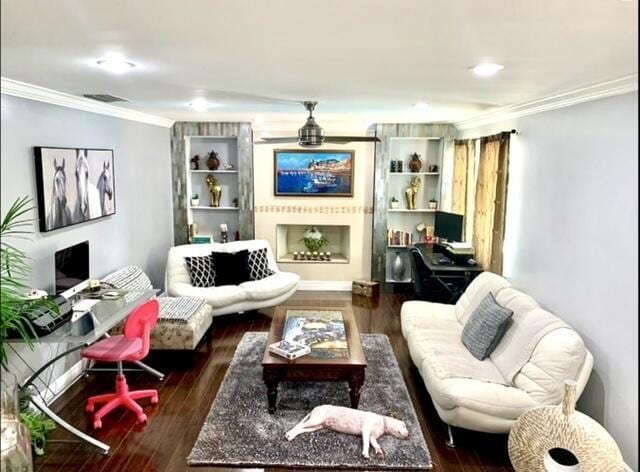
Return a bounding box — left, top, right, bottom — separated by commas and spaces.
459, 91, 638, 469
253, 128, 374, 287
1, 94, 174, 394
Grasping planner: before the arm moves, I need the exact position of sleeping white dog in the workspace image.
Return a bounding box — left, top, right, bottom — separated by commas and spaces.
285, 405, 409, 459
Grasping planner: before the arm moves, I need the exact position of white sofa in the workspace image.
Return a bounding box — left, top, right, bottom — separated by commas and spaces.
401, 272, 593, 443
166, 239, 300, 317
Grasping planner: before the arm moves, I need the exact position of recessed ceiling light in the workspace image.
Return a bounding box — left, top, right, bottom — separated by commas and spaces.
189, 98, 209, 111
414, 102, 429, 109
471, 63, 504, 77
96, 56, 136, 74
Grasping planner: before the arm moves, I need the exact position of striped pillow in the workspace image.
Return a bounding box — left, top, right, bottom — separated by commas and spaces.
462, 292, 513, 360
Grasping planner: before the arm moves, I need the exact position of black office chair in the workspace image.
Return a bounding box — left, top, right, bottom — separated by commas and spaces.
409, 246, 431, 300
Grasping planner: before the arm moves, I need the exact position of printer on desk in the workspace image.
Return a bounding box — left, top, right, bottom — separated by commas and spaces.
440, 241, 476, 266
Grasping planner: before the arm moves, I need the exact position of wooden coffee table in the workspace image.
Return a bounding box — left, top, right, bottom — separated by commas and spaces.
262, 305, 367, 413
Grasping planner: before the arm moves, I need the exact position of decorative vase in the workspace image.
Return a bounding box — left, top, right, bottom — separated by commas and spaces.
508, 380, 624, 471
206, 151, 220, 171
428, 200, 437, 210
191, 198, 199, 207
302, 227, 327, 252
409, 153, 423, 172
390, 200, 399, 209
391, 252, 406, 281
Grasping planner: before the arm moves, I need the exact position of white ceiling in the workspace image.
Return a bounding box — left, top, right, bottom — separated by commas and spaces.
1, 0, 637, 124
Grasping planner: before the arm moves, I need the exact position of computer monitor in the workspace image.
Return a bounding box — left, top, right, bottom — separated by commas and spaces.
55, 241, 89, 295
434, 211, 464, 242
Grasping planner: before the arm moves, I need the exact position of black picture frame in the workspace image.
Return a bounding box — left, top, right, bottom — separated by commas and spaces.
34, 146, 116, 232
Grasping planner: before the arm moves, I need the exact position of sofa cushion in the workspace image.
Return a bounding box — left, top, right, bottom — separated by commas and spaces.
185, 255, 216, 287
400, 300, 457, 340
406, 318, 507, 385
248, 248, 276, 281
455, 272, 511, 324
239, 272, 300, 301
462, 293, 513, 360
211, 250, 251, 286
490, 288, 570, 383
167, 282, 247, 308
512, 328, 587, 404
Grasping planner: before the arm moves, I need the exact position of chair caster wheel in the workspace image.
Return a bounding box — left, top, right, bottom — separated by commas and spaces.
151, 395, 159, 404
86, 403, 94, 413
93, 420, 102, 429
137, 413, 147, 424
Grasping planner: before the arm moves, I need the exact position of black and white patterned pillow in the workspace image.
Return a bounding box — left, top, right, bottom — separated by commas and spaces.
185, 255, 216, 287
461, 293, 513, 360
248, 248, 275, 281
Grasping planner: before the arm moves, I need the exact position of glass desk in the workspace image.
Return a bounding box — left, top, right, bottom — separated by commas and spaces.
11, 289, 158, 454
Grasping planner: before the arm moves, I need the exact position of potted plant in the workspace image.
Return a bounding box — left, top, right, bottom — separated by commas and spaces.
191, 194, 200, 207
428, 198, 438, 210
390, 197, 400, 210
1, 196, 59, 455
301, 227, 328, 253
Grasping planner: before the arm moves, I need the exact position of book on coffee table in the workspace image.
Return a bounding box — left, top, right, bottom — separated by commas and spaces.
268, 339, 311, 360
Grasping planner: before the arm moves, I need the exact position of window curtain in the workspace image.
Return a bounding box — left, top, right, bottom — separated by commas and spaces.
472, 132, 510, 273
452, 139, 475, 241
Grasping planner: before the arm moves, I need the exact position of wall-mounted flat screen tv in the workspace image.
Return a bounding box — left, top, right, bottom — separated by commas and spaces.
274, 149, 354, 197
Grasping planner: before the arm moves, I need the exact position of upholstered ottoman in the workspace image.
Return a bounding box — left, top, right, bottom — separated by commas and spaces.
102, 266, 213, 351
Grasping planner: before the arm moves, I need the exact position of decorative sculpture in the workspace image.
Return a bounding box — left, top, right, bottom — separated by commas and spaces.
285, 405, 409, 460
508, 380, 624, 471
408, 152, 423, 172
190, 154, 200, 170
206, 150, 220, 170
404, 176, 421, 210
206, 174, 222, 207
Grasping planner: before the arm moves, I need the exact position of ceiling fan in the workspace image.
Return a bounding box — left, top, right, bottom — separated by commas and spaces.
256, 101, 380, 147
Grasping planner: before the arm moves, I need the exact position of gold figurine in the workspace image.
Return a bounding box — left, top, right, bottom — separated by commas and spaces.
405, 176, 422, 210
206, 174, 222, 207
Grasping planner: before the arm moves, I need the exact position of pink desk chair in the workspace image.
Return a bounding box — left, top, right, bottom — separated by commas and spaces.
82, 299, 160, 429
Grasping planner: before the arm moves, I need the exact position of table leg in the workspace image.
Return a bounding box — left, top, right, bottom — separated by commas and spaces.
263, 369, 279, 413
348, 369, 365, 408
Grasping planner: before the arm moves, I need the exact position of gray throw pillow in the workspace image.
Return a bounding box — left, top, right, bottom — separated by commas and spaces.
461, 292, 513, 360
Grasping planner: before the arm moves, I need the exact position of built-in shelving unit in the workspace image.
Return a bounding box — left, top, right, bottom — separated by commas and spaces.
385, 137, 444, 284
185, 136, 241, 241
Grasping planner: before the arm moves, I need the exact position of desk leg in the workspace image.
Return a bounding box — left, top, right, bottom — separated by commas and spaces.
30, 394, 110, 455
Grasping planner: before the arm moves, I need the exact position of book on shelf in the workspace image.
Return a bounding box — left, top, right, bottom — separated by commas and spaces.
268, 339, 311, 360
387, 228, 413, 247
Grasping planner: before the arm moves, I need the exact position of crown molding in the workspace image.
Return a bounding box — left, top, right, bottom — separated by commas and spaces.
1, 77, 175, 128
455, 75, 638, 130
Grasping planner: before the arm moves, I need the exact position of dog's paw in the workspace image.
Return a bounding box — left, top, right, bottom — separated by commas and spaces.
285, 432, 294, 441
362, 452, 370, 460
375, 448, 385, 460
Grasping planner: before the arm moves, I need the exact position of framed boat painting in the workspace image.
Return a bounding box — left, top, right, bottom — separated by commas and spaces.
274, 149, 354, 197
34, 147, 116, 232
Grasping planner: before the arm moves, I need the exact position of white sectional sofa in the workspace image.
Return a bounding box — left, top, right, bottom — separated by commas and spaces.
401, 272, 593, 444
166, 239, 300, 317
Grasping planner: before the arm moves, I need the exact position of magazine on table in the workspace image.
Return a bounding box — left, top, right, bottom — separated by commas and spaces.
268, 339, 311, 360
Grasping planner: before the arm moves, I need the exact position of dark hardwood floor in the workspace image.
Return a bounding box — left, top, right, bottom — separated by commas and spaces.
34, 291, 514, 472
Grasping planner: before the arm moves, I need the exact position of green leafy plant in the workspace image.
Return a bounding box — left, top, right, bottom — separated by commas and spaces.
429, 197, 437, 202
19, 410, 56, 456
301, 226, 328, 252
391, 197, 398, 202
0, 196, 58, 368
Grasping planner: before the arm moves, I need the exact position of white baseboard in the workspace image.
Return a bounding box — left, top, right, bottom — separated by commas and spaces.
297, 281, 353, 291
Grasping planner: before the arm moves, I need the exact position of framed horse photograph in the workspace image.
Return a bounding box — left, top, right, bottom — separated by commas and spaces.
34, 146, 115, 232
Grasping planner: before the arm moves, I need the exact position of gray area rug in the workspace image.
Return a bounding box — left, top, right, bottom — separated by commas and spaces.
187, 332, 432, 469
